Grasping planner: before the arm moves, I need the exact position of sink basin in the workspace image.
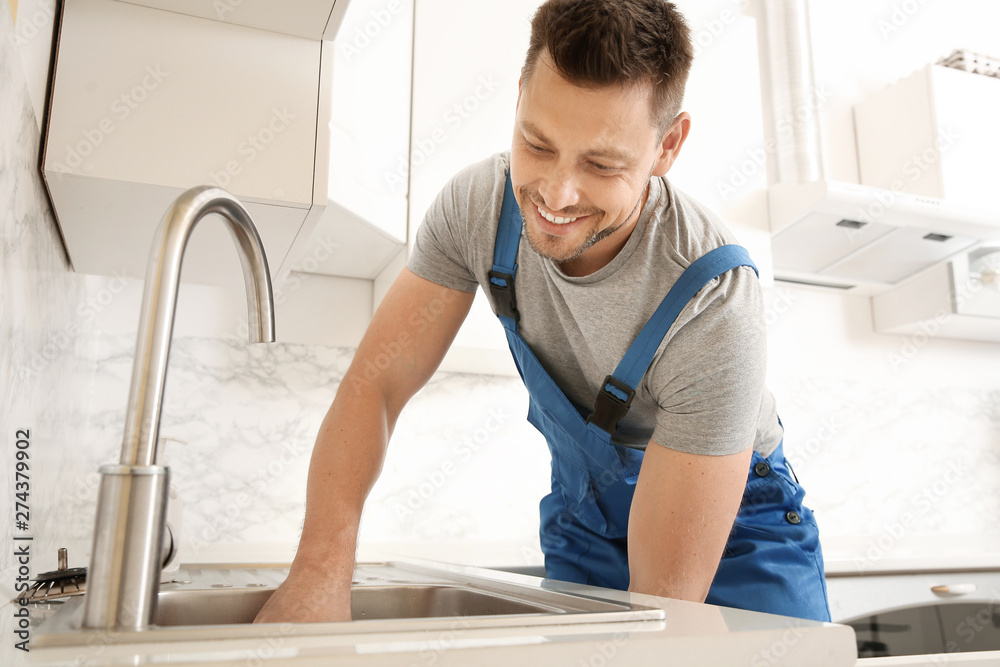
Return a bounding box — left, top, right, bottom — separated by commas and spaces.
34, 561, 666, 649
155, 585, 565, 626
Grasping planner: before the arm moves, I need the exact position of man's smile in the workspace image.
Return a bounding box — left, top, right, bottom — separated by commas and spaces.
525, 196, 597, 238
536, 203, 579, 225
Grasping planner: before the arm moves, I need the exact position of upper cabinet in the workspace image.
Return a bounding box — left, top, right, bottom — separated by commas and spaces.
42, 0, 417, 348
856, 65, 1000, 213
115, 0, 350, 40
43, 0, 334, 286
273, 0, 413, 348
295, 0, 411, 281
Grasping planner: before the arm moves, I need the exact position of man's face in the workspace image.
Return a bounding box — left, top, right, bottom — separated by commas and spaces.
510, 54, 685, 272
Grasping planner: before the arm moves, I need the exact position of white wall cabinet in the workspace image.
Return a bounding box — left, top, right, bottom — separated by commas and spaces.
290, 0, 411, 283
857, 65, 1000, 342
43, 0, 331, 288
117, 0, 351, 40
856, 65, 1000, 213
275, 0, 413, 348
872, 247, 1000, 343
42, 0, 414, 349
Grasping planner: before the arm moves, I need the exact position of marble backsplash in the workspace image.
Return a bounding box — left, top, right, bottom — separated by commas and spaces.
7, 318, 997, 580
50, 333, 550, 563
1, 0, 90, 575
47, 329, 1000, 571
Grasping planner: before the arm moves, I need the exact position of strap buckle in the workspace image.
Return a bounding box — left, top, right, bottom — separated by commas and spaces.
488, 270, 520, 323
586, 375, 635, 437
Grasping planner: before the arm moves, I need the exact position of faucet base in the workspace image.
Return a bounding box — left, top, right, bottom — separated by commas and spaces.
82, 465, 170, 630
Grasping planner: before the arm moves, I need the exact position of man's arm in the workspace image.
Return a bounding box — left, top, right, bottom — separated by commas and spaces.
626, 441, 751, 602
254, 268, 475, 623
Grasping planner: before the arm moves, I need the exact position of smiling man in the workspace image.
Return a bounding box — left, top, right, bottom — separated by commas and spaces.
255, 0, 830, 624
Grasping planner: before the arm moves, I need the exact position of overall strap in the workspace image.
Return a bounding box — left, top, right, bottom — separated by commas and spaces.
489, 172, 523, 329
586, 244, 760, 438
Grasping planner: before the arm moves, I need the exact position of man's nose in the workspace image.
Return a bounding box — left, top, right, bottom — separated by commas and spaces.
538, 164, 580, 212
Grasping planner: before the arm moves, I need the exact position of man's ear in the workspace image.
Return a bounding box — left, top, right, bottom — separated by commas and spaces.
651, 112, 691, 177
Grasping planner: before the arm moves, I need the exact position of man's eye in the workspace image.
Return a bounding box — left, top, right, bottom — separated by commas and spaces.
526, 142, 548, 154
591, 162, 618, 173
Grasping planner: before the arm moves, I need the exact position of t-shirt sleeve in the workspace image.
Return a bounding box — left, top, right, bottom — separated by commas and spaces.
645, 265, 766, 456
407, 158, 504, 293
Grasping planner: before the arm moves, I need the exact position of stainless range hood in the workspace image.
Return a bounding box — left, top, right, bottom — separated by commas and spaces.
756, 0, 1000, 294
768, 180, 996, 290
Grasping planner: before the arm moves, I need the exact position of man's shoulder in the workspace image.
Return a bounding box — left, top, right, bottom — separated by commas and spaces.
425, 152, 510, 236
443, 151, 510, 204
650, 177, 741, 264
425, 153, 510, 236
408, 153, 510, 293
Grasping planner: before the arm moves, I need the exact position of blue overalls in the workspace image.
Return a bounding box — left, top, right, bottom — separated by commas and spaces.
487, 174, 830, 622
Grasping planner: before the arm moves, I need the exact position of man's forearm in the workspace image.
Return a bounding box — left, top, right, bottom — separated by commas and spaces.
627, 442, 751, 602
292, 369, 398, 574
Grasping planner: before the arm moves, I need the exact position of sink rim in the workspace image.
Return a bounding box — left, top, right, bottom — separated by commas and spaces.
153, 583, 579, 626
33, 561, 667, 649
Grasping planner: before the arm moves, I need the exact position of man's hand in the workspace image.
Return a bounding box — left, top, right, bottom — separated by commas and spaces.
627, 441, 752, 602
253, 564, 352, 624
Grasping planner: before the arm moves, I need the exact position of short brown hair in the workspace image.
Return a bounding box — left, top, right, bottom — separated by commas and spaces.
522, 0, 693, 131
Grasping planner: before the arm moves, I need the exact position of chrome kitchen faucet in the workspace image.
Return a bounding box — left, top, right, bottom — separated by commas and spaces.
82, 187, 275, 630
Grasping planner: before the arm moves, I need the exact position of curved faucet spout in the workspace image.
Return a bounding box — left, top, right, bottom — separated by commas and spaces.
120, 186, 275, 468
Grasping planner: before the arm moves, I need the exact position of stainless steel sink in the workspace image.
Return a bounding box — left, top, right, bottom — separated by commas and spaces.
155, 585, 565, 626
34, 561, 666, 649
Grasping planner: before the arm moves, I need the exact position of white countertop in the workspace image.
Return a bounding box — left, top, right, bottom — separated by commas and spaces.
856, 653, 1000, 666
25, 535, 997, 666
25, 560, 857, 667
179, 538, 1000, 576
821, 535, 1000, 576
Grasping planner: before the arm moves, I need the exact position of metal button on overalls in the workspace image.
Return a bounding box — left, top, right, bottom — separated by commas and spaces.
487, 172, 830, 622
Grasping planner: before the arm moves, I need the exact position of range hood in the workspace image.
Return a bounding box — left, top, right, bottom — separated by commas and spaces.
756, 0, 1000, 294
768, 180, 998, 291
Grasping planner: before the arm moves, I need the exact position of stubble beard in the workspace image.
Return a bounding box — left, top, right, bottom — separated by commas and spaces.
517, 186, 647, 265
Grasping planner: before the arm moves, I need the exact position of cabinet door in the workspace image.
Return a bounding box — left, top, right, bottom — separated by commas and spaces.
273, 0, 412, 348
116, 0, 347, 40
44, 0, 321, 287
847, 606, 944, 658
938, 602, 1000, 654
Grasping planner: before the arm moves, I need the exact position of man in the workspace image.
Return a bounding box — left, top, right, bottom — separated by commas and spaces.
255, 0, 829, 623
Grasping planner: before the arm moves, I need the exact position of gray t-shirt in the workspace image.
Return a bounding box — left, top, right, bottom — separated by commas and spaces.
408, 152, 782, 457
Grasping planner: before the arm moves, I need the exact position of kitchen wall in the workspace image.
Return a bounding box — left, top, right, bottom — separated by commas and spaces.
1, 0, 999, 602
0, 0, 91, 641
